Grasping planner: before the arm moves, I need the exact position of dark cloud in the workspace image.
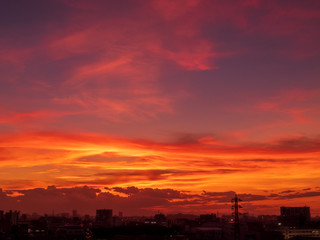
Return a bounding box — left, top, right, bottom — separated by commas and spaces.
171, 133, 204, 145
273, 191, 320, 200
240, 158, 309, 163
201, 191, 235, 203
0, 186, 275, 215
213, 169, 242, 174
1, 185, 320, 216
94, 169, 208, 178
75, 153, 137, 163
61, 169, 211, 186
112, 187, 196, 201
238, 194, 267, 201
202, 191, 235, 197
202, 191, 267, 203
279, 190, 295, 194
267, 188, 320, 200
0, 188, 8, 198
112, 186, 139, 195
268, 193, 280, 198
268, 137, 320, 153
0, 186, 199, 215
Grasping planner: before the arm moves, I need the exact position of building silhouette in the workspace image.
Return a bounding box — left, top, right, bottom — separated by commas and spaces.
96, 209, 113, 227
280, 206, 311, 228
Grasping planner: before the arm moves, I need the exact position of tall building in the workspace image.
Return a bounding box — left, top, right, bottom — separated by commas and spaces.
96, 209, 113, 226
72, 209, 78, 218
280, 206, 311, 228
5, 210, 20, 225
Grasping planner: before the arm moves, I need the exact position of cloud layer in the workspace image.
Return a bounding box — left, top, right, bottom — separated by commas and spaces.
1, 185, 320, 216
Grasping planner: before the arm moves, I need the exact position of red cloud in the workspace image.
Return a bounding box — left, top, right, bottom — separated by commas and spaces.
254, 88, 320, 124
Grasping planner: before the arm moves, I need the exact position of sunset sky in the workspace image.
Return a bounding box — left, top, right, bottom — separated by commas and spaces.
1, 0, 320, 216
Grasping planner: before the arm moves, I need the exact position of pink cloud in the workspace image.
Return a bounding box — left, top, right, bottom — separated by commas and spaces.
254, 88, 320, 122
0, 110, 82, 124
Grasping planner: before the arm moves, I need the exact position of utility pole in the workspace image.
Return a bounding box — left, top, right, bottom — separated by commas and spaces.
231, 194, 242, 240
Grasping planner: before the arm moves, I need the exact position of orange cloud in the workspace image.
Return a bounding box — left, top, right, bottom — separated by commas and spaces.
0, 131, 320, 203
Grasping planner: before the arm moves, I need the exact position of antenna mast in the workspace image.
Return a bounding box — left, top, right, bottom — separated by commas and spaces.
231, 194, 242, 240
